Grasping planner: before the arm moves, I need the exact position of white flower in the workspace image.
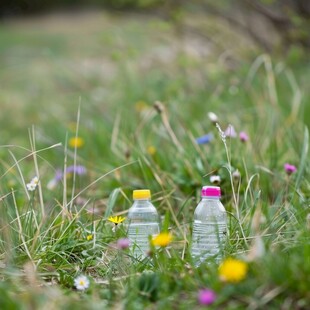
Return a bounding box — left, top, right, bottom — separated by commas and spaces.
26, 183, 37, 191
210, 175, 221, 184
74, 275, 90, 291
31, 176, 39, 185
207, 112, 218, 123
26, 176, 39, 191
232, 170, 241, 180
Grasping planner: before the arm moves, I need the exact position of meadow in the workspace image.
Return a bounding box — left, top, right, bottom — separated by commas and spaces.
0, 10, 309, 309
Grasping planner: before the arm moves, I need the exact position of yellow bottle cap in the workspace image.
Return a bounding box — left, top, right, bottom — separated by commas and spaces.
133, 189, 151, 200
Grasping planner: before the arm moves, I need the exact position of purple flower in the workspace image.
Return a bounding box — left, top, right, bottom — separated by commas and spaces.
224, 125, 237, 138
66, 165, 87, 175
198, 289, 216, 306
117, 238, 130, 250
239, 131, 249, 142
47, 166, 87, 190
54, 169, 63, 181
47, 170, 62, 190
196, 133, 214, 145
284, 163, 297, 175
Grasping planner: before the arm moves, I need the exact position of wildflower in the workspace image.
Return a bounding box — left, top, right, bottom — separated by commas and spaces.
47, 166, 87, 190
135, 100, 148, 112
196, 133, 213, 145
117, 238, 130, 250
31, 176, 39, 184
26, 183, 37, 191
284, 163, 297, 175
208, 112, 218, 123
232, 170, 241, 181
74, 275, 90, 291
26, 176, 39, 191
147, 146, 157, 156
219, 258, 248, 283
66, 165, 87, 175
69, 136, 84, 148
239, 131, 249, 142
54, 169, 63, 181
198, 289, 216, 306
152, 232, 173, 247
86, 234, 93, 241
210, 175, 221, 185
224, 125, 237, 138
47, 169, 63, 190
108, 216, 126, 225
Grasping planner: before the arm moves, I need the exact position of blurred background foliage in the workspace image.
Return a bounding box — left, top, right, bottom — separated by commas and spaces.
1, 0, 310, 52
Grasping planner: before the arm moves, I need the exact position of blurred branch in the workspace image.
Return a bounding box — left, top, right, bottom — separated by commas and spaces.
244, 0, 289, 25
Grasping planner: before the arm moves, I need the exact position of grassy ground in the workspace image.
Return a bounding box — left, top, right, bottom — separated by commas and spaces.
0, 10, 309, 309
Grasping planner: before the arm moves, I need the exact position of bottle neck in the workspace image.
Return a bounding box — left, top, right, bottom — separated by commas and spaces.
201, 196, 220, 200
134, 199, 151, 202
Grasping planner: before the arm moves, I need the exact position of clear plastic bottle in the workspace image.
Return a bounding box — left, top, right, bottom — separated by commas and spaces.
127, 189, 160, 258
191, 186, 227, 265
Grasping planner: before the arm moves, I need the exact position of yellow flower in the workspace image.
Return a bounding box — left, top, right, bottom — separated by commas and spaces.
218, 258, 248, 283
108, 216, 126, 225
152, 232, 173, 247
86, 234, 93, 241
135, 100, 148, 112
147, 146, 156, 156
69, 136, 84, 148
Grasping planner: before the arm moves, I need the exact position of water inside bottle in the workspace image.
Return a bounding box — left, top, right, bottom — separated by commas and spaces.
128, 222, 160, 257
191, 220, 226, 264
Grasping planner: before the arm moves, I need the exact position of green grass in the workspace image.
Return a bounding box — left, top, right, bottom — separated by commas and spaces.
0, 10, 309, 309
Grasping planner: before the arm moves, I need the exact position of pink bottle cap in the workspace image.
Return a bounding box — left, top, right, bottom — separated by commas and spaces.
201, 186, 221, 197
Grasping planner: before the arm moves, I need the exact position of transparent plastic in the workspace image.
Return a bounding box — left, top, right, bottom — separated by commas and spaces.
127, 197, 160, 258
191, 188, 227, 265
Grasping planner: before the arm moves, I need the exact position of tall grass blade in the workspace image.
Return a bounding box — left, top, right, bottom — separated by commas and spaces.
295, 126, 309, 189
105, 187, 121, 219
